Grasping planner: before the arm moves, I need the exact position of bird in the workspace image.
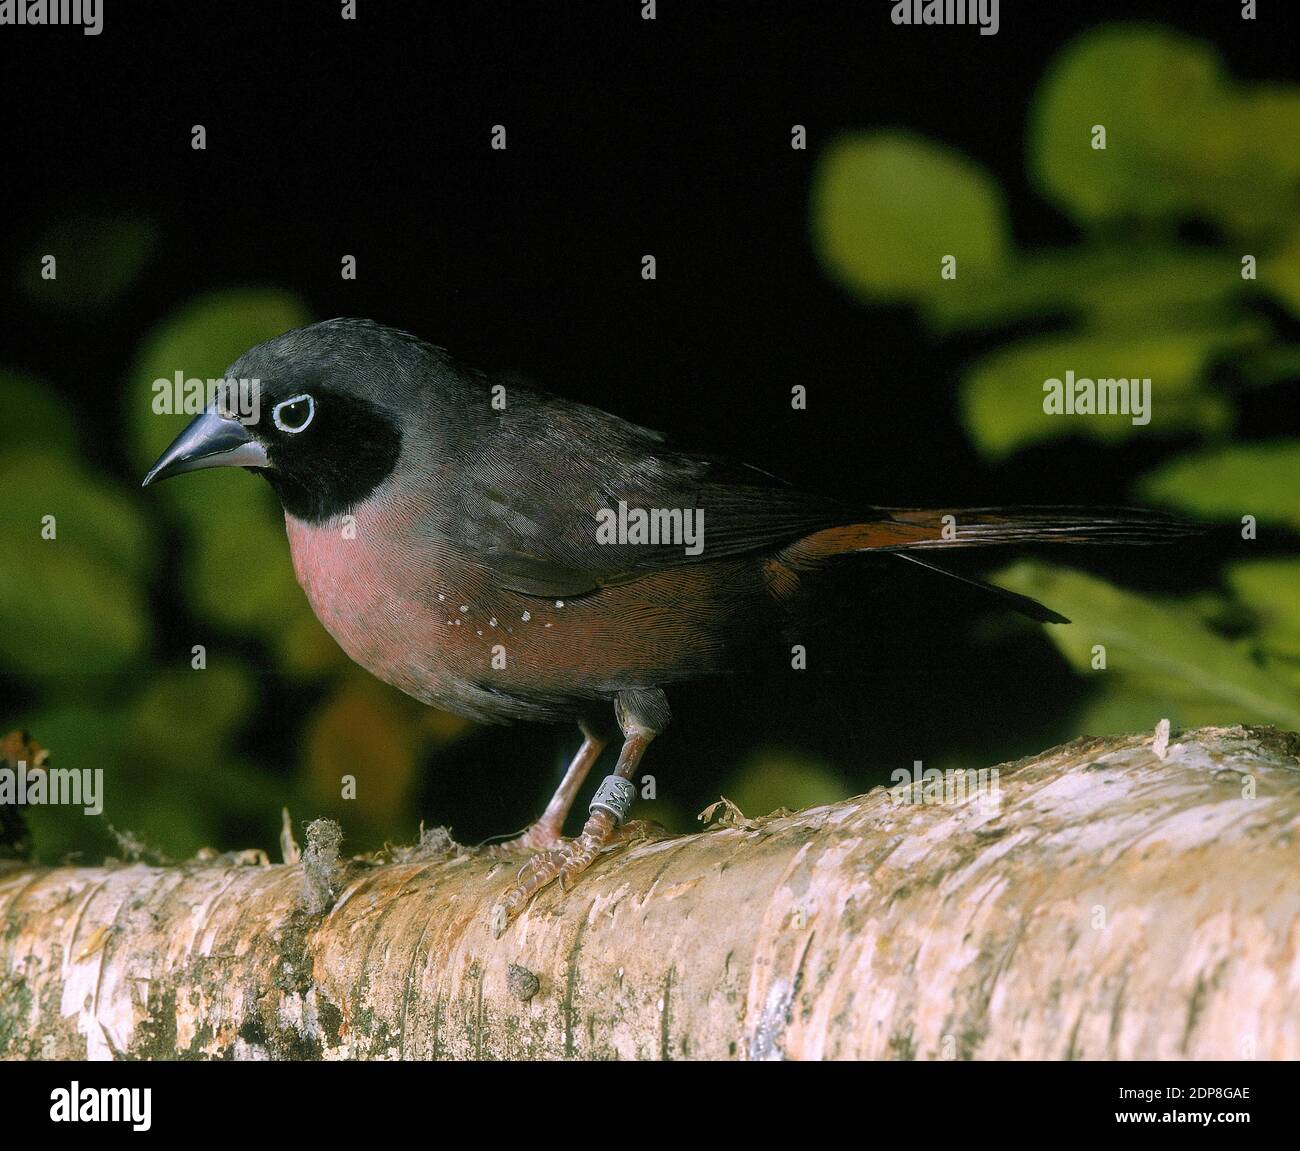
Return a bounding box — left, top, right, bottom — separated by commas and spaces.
142, 318, 1196, 930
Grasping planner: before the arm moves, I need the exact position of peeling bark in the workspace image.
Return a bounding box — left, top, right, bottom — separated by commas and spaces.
2, 724, 1298, 1061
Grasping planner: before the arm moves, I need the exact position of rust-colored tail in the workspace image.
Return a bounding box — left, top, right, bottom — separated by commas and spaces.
779, 506, 1200, 624
784, 506, 1198, 564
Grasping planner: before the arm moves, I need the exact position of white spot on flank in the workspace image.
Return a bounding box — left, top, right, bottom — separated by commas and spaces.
544, 622, 553, 628
459, 605, 469, 613
521, 611, 531, 622
437, 593, 445, 601
555, 600, 565, 608
489, 618, 497, 627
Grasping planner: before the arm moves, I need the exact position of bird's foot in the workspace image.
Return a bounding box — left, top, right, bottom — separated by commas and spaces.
489, 812, 652, 937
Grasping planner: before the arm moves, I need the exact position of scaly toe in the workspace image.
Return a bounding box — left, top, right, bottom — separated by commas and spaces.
491, 808, 644, 934
515, 848, 565, 881
491, 846, 570, 934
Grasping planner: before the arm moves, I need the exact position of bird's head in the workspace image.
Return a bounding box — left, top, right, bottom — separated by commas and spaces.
141, 319, 431, 522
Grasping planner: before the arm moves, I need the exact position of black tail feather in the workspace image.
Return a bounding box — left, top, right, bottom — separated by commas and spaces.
892, 552, 1071, 624
884, 505, 1204, 548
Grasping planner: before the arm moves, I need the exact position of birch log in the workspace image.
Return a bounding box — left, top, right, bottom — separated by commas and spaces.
1, 724, 1298, 1061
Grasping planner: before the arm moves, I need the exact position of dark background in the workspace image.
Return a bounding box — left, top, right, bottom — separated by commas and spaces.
2, 1, 1294, 849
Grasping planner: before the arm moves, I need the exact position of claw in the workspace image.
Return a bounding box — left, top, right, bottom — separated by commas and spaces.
493, 836, 599, 933
490, 808, 663, 937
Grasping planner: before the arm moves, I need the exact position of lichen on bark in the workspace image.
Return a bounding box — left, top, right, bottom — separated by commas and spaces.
1, 725, 1298, 1060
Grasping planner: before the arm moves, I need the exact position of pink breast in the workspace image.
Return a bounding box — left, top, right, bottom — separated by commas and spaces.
283, 507, 449, 702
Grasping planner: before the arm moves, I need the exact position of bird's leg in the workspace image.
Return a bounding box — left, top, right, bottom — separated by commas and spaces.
491, 689, 667, 935
483, 721, 607, 855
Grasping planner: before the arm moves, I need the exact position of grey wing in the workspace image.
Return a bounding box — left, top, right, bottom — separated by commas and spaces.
450, 391, 844, 598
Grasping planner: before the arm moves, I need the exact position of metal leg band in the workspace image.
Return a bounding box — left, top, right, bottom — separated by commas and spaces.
589, 776, 637, 825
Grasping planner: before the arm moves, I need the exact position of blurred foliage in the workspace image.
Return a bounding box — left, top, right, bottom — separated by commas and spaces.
960, 326, 1244, 458
0, 450, 152, 675
1139, 440, 1300, 532
814, 24, 1300, 459
812, 131, 1011, 301
993, 562, 1300, 731
1029, 26, 1300, 240
0, 370, 79, 454
722, 750, 847, 817
128, 289, 343, 672
19, 215, 157, 313
813, 22, 1300, 739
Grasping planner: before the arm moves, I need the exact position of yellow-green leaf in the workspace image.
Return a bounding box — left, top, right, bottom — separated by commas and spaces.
811, 131, 1009, 303
992, 561, 1300, 729
1138, 441, 1300, 532
1029, 25, 1300, 238
961, 326, 1248, 459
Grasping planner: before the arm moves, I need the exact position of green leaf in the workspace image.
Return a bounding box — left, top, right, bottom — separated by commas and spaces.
1225, 559, 1300, 656
0, 450, 153, 575
1137, 441, 1300, 532
1069, 684, 1267, 738
992, 561, 1300, 729
1029, 25, 1300, 238
1029, 26, 1222, 228
1216, 85, 1300, 239
811, 131, 1009, 303
926, 245, 1245, 334
164, 468, 331, 667
0, 452, 152, 675
1260, 225, 1300, 319
0, 370, 78, 455
176, 471, 300, 624
19, 215, 157, 311
961, 325, 1249, 459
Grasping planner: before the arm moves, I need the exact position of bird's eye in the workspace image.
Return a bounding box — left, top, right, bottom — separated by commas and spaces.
272, 394, 315, 434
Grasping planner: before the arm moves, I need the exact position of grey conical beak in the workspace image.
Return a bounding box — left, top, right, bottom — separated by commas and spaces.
141, 409, 271, 487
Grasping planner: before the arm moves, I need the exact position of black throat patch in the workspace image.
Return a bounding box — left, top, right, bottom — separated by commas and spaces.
261, 392, 404, 523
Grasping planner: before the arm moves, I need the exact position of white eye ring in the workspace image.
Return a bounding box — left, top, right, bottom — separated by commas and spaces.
272, 393, 315, 434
